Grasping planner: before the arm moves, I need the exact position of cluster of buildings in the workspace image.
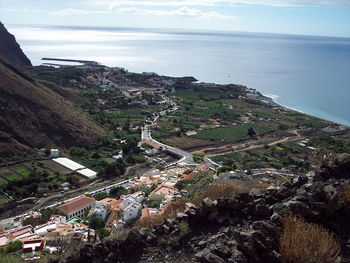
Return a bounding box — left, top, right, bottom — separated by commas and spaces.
82, 67, 175, 101
0, 212, 95, 258
0, 164, 211, 259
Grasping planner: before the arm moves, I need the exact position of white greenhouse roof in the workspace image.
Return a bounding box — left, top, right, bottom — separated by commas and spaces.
77, 168, 97, 179
52, 158, 85, 171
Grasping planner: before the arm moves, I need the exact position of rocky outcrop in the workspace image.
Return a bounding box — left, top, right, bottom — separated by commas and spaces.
59, 155, 350, 263
0, 22, 32, 66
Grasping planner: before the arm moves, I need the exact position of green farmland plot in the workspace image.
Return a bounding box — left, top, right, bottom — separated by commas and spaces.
0, 169, 22, 182
193, 123, 275, 142
0, 177, 8, 188
16, 168, 31, 177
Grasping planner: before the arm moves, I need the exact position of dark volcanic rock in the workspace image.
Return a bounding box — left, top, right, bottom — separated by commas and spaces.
60, 156, 350, 263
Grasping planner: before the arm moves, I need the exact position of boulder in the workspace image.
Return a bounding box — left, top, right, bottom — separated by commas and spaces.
195, 249, 226, 263
249, 188, 263, 198
176, 212, 189, 221
292, 175, 308, 188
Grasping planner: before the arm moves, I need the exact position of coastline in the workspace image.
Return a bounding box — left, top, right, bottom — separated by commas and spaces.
261, 92, 349, 128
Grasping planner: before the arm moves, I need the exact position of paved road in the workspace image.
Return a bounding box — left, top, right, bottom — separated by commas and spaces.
141, 97, 220, 168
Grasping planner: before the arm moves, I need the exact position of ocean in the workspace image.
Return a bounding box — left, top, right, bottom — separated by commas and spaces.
7, 25, 350, 126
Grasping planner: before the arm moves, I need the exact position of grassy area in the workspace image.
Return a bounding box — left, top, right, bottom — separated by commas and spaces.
179, 172, 214, 199
0, 194, 12, 205
0, 169, 8, 175
194, 124, 274, 142
0, 177, 8, 188
1, 172, 22, 182
211, 140, 315, 171
309, 136, 350, 154
15, 168, 31, 177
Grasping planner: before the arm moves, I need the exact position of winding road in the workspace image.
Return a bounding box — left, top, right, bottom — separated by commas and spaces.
141, 96, 221, 168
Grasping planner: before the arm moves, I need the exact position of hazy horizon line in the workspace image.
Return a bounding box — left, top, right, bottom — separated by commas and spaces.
5, 22, 350, 40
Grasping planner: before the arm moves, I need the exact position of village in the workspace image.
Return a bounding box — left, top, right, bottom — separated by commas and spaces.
1, 60, 348, 261
0, 160, 214, 260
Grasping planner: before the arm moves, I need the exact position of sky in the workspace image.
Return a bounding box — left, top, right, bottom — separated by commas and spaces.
0, 0, 349, 37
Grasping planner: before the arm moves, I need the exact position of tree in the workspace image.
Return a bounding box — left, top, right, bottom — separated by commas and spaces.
51, 237, 82, 254
96, 228, 110, 240
175, 180, 191, 191
123, 120, 131, 132
99, 160, 125, 179
39, 208, 59, 224
69, 147, 87, 157
247, 127, 257, 137
87, 215, 105, 230
278, 124, 288, 130
192, 153, 204, 163
6, 240, 22, 253
93, 192, 108, 201
109, 186, 128, 199
122, 139, 139, 155
51, 237, 71, 254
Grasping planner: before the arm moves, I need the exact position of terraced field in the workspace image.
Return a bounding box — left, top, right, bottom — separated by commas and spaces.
193, 123, 275, 142
0, 169, 22, 182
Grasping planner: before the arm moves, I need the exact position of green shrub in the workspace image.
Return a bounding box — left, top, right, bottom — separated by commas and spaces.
6, 240, 22, 253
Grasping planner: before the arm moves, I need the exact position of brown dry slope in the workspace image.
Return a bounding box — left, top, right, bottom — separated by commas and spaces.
0, 22, 32, 67
0, 57, 105, 158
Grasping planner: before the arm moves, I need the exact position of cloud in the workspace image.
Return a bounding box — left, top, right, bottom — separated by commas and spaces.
51, 6, 233, 19
90, 0, 350, 8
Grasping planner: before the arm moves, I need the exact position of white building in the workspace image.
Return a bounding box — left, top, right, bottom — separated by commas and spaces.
90, 202, 110, 222
123, 202, 142, 223
122, 192, 144, 210
50, 149, 59, 158
34, 222, 57, 236
57, 196, 95, 219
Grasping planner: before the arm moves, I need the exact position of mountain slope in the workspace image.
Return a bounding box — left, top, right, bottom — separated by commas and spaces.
0, 57, 105, 158
0, 22, 32, 67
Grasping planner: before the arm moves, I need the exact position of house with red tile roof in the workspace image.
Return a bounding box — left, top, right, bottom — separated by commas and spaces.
57, 196, 95, 219
99, 198, 122, 212
151, 185, 177, 195
55, 224, 73, 232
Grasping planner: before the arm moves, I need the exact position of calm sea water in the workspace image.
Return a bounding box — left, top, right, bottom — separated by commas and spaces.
7, 25, 350, 126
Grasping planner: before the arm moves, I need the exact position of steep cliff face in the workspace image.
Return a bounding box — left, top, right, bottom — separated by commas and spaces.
0, 22, 32, 67
0, 57, 105, 158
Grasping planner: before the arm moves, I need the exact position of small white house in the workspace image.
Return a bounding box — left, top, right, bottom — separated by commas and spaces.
91, 202, 110, 222
122, 192, 144, 210
122, 196, 137, 211
50, 149, 59, 158
123, 202, 142, 223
